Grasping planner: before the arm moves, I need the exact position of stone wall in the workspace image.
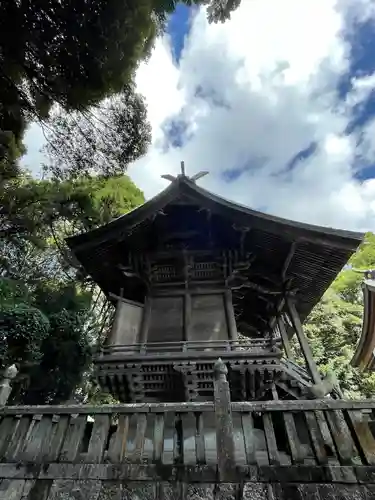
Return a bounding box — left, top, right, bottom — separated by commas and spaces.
1, 477, 375, 500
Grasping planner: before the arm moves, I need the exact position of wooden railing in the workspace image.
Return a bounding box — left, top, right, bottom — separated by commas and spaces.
99, 338, 281, 357
1, 363, 375, 499
1, 400, 375, 468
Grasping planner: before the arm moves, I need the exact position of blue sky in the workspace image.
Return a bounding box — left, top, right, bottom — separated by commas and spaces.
24, 0, 375, 232
165, 2, 375, 184
167, 3, 192, 63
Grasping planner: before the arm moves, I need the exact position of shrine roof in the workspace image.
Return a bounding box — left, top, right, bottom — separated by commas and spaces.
68, 175, 362, 250
67, 175, 363, 329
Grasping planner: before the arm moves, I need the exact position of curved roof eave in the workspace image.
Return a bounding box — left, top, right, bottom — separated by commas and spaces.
66, 176, 364, 253
351, 279, 375, 369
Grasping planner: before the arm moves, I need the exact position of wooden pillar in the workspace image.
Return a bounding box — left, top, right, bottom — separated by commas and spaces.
213, 358, 235, 480
139, 297, 152, 344
224, 289, 238, 341
277, 315, 294, 362
0, 365, 18, 406
108, 300, 121, 345
184, 293, 191, 342
287, 298, 321, 384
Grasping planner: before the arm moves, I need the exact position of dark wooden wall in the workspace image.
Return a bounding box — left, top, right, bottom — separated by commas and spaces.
110, 299, 143, 346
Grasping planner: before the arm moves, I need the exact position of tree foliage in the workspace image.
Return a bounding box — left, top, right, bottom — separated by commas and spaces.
206, 0, 241, 23
301, 232, 375, 398
44, 86, 151, 179
0, 0, 243, 183
0, 173, 144, 404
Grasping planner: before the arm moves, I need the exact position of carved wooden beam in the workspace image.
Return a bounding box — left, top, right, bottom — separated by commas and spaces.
282, 241, 297, 280
286, 298, 321, 385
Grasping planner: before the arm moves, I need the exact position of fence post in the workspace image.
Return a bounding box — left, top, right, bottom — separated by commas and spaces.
0, 364, 18, 406
214, 358, 235, 480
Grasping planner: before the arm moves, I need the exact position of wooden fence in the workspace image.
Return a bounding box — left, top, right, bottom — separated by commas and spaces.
1, 361, 375, 498
0, 360, 375, 483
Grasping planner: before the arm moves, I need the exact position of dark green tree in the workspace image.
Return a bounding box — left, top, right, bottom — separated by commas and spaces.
300, 232, 375, 398
206, 0, 241, 23
0, 173, 144, 404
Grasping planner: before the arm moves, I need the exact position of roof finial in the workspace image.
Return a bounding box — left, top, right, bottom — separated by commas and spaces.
161, 161, 210, 184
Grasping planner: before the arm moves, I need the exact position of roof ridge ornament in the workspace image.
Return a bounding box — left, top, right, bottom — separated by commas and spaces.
161, 161, 209, 184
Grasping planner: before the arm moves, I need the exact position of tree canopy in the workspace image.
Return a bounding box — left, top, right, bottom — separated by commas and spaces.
301, 232, 375, 398
0, 0, 242, 181
44, 86, 151, 179
0, 173, 145, 404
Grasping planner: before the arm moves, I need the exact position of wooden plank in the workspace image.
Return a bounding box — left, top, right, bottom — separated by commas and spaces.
162, 412, 175, 465
139, 297, 151, 344
148, 296, 184, 343
347, 410, 375, 465
305, 411, 328, 465
181, 412, 196, 465
277, 316, 294, 361
153, 413, 165, 462
3, 398, 375, 417
241, 412, 256, 465
224, 289, 238, 341
195, 412, 206, 464
132, 413, 147, 463
0, 479, 30, 500
107, 415, 129, 463
184, 293, 192, 341
325, 409, 359, 465
262, 413, 280, 465
282, 412, 304, 464
314, 410, 339, 465
0, 402, 207, 415
0, 416, 17, 458
190, 294, 228, 342
173, 413, 181, 463
22, 415, 54, 462
231, 399, 375, 411
214, 360, 235, 479
287, 299, 321, 384
43, 416, 69, 461
59, 415, 87, 462
4, 417, 32, 462
86, 415, 111, 463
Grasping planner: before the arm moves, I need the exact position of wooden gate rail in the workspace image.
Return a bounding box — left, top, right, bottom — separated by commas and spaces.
0, 360, 375, 487
0, 400, 375, 473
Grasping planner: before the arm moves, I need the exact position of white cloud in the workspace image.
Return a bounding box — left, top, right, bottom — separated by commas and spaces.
23, 0, 375, 232
128, 0, 375, 232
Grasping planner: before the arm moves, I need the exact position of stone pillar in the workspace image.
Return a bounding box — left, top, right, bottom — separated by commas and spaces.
214, 358, 235, 481
0, 364, 18, 406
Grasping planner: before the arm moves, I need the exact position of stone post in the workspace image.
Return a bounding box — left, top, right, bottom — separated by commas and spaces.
213, 358, 235, 481
0, 364, 18, 406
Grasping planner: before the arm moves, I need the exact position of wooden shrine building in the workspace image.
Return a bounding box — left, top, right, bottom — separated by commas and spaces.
3, 165, 375, 500
67, 164, 363, 404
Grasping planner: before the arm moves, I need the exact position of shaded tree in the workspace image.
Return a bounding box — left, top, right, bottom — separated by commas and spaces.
299, 232, 375, 398
206, 0, 241, 23
44, 85, 151, 179
0, 173, 144, 404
